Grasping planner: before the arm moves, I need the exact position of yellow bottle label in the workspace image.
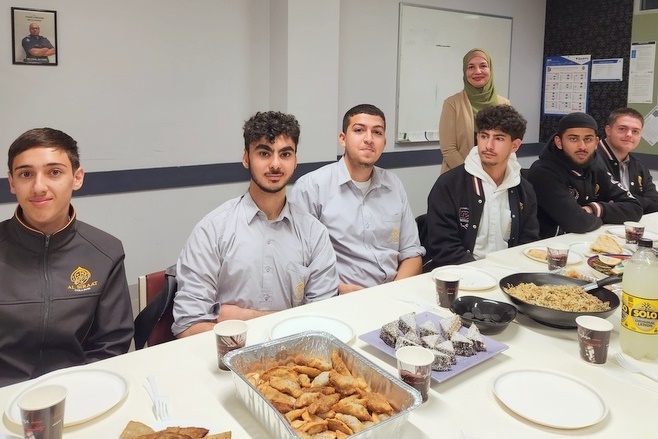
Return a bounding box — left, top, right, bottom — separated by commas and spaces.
621, 292, 658, 335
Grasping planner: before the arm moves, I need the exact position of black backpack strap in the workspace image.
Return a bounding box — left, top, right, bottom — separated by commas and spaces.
133, 265, 177, 350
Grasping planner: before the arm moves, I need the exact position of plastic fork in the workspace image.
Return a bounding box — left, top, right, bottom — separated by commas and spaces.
145, 375, 171, 421
613, 352, 658, 384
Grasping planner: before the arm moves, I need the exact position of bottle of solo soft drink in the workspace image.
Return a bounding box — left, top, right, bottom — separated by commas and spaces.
620, 237, 658, 360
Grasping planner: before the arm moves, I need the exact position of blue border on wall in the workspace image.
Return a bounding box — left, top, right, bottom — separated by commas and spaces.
2, 142, 613, 204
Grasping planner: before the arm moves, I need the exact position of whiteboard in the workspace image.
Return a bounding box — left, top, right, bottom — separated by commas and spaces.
396, 4, 513, 143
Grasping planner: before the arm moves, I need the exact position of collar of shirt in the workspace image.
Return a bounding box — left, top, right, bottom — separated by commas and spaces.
241, 191, 292, 225
337, 155, 389, 192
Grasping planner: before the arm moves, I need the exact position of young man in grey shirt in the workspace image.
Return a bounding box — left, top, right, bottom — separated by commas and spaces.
290, 104, 424, 294
173, 111, 338, 337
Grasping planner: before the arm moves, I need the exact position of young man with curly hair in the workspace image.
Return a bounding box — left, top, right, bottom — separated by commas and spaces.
173, 111, 338, 337
425, 104, 539, 267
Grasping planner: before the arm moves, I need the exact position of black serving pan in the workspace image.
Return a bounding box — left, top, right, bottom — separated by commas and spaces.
499, 273, 620, 329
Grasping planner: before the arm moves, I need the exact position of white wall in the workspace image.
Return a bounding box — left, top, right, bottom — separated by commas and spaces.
0, 0, 546, 286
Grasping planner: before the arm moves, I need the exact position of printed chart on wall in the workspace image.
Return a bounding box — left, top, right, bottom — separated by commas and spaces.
628, 41, 656, 104
542, 55, 591, 116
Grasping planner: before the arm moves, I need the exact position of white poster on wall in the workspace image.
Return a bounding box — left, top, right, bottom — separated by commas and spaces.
542, 55, 591, 116
591, 58, 623, 82
628, 41, 656, 104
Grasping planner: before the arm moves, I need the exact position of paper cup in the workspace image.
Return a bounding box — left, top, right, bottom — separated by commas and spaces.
214, 320, 248, 370
432, 271, 460, 308
395, 345, 434, 402
576, 316, 613, 365
17, 384, 67, 439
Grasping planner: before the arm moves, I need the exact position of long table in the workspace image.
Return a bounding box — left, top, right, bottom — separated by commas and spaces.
2, 216, 658, 439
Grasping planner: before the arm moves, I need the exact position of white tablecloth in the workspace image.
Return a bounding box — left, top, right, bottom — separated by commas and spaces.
2, 215, 658, 439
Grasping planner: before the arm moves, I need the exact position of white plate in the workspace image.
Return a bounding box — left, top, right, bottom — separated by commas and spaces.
5, 368, 128, 427
607, 225, 658, 242
431, 266, 497, 290
522, 247, 582, 265
269, 314, 355, 344
493, 369, 608, 429
569, 241, 631, 258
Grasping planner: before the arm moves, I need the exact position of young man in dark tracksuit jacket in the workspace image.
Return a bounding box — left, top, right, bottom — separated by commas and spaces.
527, 112, 643, 239
595, 107, 658, 214
0, 128, 133, 387
425, 104, 539, 269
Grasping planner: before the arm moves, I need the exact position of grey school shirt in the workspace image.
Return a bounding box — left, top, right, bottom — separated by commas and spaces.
172, 192, 338, 335
289, 157, 425, 287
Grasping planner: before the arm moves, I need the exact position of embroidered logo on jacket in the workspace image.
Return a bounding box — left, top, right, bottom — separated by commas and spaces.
459, 207, 469, 229
569, 186, 579, 200
68, 266, 98, 292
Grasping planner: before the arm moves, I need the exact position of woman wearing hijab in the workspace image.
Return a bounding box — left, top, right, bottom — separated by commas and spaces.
439, 48, 509, 173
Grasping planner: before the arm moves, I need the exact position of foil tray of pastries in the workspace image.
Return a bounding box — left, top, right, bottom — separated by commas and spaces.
223, 331, 421, 439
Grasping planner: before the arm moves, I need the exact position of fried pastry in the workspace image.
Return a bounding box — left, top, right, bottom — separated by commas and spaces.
269, 376, 303, 398
591, 234, 623, 254
331, 350, 352, 377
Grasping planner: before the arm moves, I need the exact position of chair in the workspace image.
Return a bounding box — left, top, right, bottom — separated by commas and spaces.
133, 265, 177, 349
416, 214, 434, 272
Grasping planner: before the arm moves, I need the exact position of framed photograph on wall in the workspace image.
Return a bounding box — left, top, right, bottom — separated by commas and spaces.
11, 7, 58, 66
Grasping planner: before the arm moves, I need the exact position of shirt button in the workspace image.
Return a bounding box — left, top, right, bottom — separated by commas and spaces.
267, 239, 272, 245
365, 223, 370, 229
265, 266, 271, 272
264, 295, 270, 301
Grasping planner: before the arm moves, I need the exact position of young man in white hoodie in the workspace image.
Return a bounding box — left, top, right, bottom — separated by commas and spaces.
425, 104, 539, 268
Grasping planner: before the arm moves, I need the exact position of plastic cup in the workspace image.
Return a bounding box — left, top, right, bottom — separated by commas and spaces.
576, 316, 613, 365
214, 320, 248, 370
624, 221, 645, 244
17, 384, 67, 439
395, 345, 434, 403
547, 243, 569, 271
432, 270, 460, 308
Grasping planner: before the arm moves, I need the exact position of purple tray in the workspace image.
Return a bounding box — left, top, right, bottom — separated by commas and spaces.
359, 312, 508, 383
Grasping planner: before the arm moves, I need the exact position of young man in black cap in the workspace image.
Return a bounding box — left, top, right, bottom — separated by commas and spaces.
526, 112, 642, 238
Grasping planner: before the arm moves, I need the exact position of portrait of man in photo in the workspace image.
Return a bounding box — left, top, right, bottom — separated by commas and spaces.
12, 8, 58, 66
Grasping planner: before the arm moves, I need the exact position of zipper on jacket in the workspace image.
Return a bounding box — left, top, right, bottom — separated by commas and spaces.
37, 234, 52, 376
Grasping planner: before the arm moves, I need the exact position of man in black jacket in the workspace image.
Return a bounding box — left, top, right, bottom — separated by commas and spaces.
527, 112, 642, 239
425, 104, 539, 268
595, 107, 658, 214
0, 128, 134, 386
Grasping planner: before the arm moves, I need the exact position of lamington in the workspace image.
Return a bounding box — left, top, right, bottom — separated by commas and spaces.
379, 320, 398, 348
421, 333, 443, 350
466, 323, 487, 352
430, 350, 452, 371
395, 335, 419, 350
451, 332, 476, 357
440, 314, 462, 339
398, 312, 418, 335
419, 320, 441, 338
435, 339, 457, 364
402, 330, 422, 346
